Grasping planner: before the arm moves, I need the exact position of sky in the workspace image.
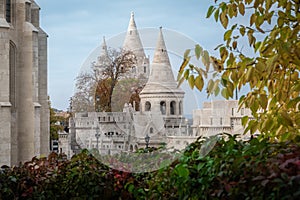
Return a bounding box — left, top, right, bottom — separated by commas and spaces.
35, 0, 226, 113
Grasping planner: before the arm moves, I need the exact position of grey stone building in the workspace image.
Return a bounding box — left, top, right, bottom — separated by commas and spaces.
0, 0, 49, 166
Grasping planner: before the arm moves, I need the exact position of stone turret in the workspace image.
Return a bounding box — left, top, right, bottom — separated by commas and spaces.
123, 12, 149, 79
96, 36, 111, 66
140, 27, 185, 116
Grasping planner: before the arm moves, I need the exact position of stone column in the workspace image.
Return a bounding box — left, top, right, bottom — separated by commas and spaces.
16, 0, 36, 162
32, 1, 50, 156
166, 100, 170, 116
38, 29, 49, 156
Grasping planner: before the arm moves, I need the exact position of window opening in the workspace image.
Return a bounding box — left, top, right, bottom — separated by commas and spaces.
160, 101, 166, 115
170, 101, 176, 115
6, 0, 11, 23
145, 101, 151, 111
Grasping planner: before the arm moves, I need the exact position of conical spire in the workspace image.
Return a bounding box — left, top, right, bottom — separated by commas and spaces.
140, 27, 184, 94
100, 36, 108, 57
123, 12, 146, 59
97, 36, 111, 65
152, 27, 171, 66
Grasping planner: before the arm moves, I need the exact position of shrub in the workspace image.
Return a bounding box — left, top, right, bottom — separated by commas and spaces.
143, 134, 300, 199
1, 135, 299, 199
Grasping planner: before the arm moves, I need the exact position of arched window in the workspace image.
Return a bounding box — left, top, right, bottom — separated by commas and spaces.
144, 66, 147, 73
9, 41, 16, 109
130, 145, 133, 152
160, 101, 166, 115
6, 0, 11, 23
150, 127, 153, 134
170, 101, 176, 115
145, 101, 151, 111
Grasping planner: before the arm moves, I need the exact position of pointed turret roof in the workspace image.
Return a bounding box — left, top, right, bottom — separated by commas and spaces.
140, 27, 184, 95
123, 12, 146, 59
97, 36, 111, 65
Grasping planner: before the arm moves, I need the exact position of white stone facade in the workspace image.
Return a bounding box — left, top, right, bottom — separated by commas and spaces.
192, 100, 252, 139
63, 14, 193, 156
0, 0, 49, 166
63, 14, 255, 157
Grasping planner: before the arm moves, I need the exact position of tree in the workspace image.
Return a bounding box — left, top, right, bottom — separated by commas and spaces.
73, 48, 137, 112
111, 78, 145, 112
178, 0, 300, 141
49, 101, 66, 141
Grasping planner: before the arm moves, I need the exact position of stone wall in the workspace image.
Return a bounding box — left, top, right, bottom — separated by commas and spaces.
0, 0, 49, 166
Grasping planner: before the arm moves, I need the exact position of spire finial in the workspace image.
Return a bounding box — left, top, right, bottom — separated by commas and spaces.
131, 11, 134, 18
152, 27, 170, 65
101, 36, 107, 49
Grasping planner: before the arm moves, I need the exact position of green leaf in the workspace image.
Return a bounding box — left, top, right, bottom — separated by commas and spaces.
207, 79, 214, 93
250, 13, 257, 26
245, 67, 253, 82
259, 94, 268, 110
227, 81, 234, 98
279, 111, 293, 127
214, 8, 220, 22
242, 116, 249, 126
214, 86, 220, 96
238, 3, 245, 15
239, 26, 246, 36
188, 75, 195, 89
195, 75, 204, 91
277, 17, 284, 28
224, 30, 233, 41
202, 50, 210, 72
221, 88, 229, 99
177, 76, 185, 87
262, 118, 274, 131
220, 12, 229, 29
179, 57, 190, 73
184, 69, 190, 79
254, 41, 262, 52
206, 5, 216, 18
221, 78, 227, 87
184, 49, 191, 59
280, 132, 291, 142
195, 44, 202, 60
176, 164, 189, 178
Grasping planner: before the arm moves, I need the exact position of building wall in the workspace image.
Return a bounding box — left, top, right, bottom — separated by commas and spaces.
192, 100, 252, 138
0, 0, 49, 166
73, 111, 133, 155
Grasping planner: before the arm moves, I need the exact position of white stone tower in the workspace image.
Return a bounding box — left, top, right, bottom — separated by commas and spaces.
140, 27, 185, 117
123, 12, 149, 80
94, 36, 112, 78
0, 0, 49, 166
96, 36, 111, 66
